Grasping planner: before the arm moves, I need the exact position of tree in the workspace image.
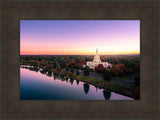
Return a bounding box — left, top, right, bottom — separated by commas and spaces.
66, 67, 69, 71
46, 65, 53, 72
103, 70, 112, 81
76, 70, 80, 76
68, 72, 75, 80
95, 64, 105, 74
83, 66, 90, 76
59, 69, 67, 77
30, 60, 38, 67
39, 61, 45, 68
127, 60, 136, 68
69, 60, 76, 68
70, 67, 74, 73
111, 64, 127, 77
60, 63, 67, 69
53, 62, 57, 68
55, 66, 61, 74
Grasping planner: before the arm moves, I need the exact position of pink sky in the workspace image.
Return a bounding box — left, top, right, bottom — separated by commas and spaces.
20, 20, 140, 55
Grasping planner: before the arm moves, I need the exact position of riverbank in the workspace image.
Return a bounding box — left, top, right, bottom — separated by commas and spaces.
73, 74, 135, 99
21, 66, 137, 99
51, 68, 136, 99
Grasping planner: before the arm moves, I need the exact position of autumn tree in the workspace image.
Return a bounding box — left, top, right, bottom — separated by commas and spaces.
111, 64, 127, 77
60, 63, 67, 68
55, 66, 61, 74
68, 72, 76, 80
46, 64, 53, 72
69, 60, 76, 68
95, 64, 105, 74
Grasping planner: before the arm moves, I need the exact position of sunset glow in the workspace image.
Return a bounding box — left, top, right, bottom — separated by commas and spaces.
20, 20, 140, 55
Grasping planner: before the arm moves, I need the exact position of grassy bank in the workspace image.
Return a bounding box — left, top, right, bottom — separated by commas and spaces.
75, 75, 134, 99
50, 67, 135, 99
23, 66, 135, 99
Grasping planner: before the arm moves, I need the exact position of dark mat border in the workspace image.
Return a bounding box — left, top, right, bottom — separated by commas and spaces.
0, 0, 159, 119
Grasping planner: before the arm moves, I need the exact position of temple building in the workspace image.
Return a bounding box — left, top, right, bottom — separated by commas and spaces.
86, 48, 112, 69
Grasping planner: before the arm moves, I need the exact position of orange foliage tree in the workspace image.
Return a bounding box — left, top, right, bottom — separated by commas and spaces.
111, 64, 128, 77
95, 64, 106, 74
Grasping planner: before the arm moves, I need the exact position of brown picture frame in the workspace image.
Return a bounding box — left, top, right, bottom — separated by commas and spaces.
1, 1, 158, 119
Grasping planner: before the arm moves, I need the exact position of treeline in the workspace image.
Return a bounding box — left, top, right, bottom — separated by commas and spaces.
20, 55, 140, 99
21, 55, 139, 74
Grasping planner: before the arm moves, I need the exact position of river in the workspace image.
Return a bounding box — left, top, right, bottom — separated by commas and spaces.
20, 67, 134, 100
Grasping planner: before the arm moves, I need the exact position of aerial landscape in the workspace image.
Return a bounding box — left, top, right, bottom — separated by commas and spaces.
20, 20, 140, 100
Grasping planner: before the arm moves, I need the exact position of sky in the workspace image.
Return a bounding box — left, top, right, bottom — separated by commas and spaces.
20, 20, 140, 55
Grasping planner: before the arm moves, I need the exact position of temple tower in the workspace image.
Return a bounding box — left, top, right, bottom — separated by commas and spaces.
93, 48, 101, 63
96, 48, 98, 55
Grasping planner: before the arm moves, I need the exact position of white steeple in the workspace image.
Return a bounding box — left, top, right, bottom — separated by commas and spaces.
96, 48, 98, 55
93, 48, 101, 63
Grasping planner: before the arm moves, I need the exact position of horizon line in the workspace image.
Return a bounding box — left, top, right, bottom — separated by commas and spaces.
20, 53, 140, 56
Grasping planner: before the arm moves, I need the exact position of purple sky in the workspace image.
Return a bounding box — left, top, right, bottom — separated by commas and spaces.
20, 20, 140, 55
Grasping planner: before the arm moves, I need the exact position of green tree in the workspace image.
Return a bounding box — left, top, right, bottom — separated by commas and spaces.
76, 70, 80, 76
83, 66, 90, 76
68, 72, 75, 80
53, 62, 57, 68
30, 60, 38, 67
103, 70, 112, 81
70, 67, 74, 73
66, 67, 69, 71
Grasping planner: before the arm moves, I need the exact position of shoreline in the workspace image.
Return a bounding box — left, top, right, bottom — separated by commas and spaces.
21, 65, 138, 99
73, 74, 135, 99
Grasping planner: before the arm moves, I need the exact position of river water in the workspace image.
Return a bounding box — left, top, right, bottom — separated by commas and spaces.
20, 67, 134, 100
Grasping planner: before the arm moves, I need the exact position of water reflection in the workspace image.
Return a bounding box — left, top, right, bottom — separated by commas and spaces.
53, 73, 58, 80
94, 85, 98, 92
76, 80, 79, 85
65, 77, 68, 82
20, 66, 134, 100
40, 70, 46, 74
83, 83, 89, 94
103, 90, 111, 100
60, 76, 66, 81
30, 67, 39, 72
46, 71, 52, 77
69, 79, 74, 85
23, 66, 39, 72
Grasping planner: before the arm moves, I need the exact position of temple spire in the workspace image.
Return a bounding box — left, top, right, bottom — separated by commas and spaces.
96, 48, 98, 55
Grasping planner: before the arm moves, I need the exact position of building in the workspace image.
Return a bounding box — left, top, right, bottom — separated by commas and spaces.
86, 48, 112, 69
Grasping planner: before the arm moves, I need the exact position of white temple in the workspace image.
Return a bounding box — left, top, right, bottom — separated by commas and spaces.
86, 48, 112, 69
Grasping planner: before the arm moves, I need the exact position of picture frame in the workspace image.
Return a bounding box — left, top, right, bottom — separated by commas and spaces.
0, 0, 159, 119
